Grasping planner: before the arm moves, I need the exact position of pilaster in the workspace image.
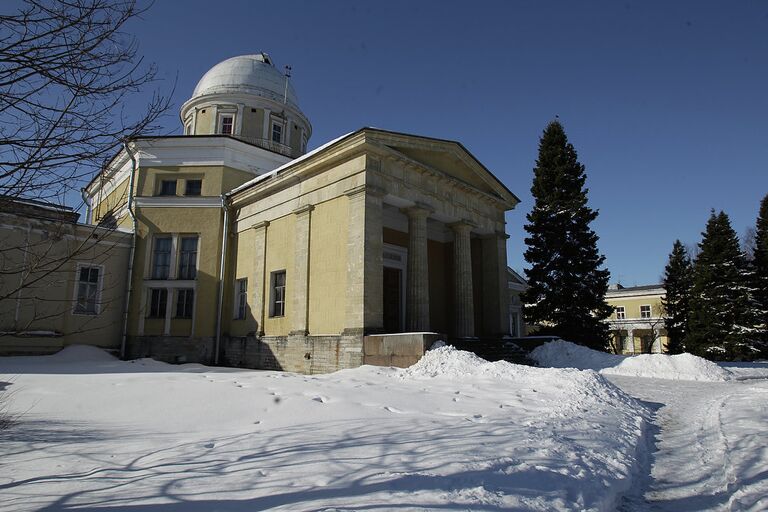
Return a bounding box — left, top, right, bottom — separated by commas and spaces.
291, 204, 313, 336
252, 221, 269, 336
344, 184, 384, 334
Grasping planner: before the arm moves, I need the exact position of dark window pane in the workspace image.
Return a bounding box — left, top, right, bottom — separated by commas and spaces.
185, 180, 202, 196
159, 180, 177, 196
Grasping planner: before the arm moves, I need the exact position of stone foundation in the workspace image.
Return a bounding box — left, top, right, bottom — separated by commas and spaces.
127, 336, 215, 364
363, 332, 444, 367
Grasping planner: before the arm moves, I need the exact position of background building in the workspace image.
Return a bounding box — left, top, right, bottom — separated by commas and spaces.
605, 284, 668, 354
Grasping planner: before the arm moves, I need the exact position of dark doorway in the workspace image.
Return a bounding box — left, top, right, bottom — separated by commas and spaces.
383, 266, 402, 332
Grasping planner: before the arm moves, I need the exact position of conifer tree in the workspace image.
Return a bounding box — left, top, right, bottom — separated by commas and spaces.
752, 193, 768, 346
662, 240, 693, 354
686, 211, 756, 359
522, 121, 613, 350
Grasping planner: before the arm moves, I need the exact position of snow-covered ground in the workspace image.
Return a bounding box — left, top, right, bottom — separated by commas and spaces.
532, 340, 768, 511
0, 343, 766, 511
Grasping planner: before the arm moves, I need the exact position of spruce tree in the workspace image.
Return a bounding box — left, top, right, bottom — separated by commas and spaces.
686, 211, 756, 359
522, 121, 613, 350
662, 240, 693, 354
752, 193, 768, 349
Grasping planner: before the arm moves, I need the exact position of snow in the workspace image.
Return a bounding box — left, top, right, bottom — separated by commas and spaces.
2, 344, 767, 511
531, 340, 734, 381
0, 345, 650, 511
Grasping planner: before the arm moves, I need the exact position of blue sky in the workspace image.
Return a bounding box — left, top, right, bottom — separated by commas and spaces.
122, 0, 767, 284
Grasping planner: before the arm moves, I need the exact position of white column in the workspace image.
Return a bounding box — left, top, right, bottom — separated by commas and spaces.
210, 105, 219, 134
627, 328, 635, 354
252, 221, 269, 336
344, 185, 384, 334
403, 205, 431, 332
262, 109, 271, 140
653, 327, 661, 353
481, 231, 510, 336
235, 103, 244, 136
451, 221, 475, 338
291, 205, 313, 336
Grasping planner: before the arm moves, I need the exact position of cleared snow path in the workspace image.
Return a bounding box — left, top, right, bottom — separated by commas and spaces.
611, 373, 768, 512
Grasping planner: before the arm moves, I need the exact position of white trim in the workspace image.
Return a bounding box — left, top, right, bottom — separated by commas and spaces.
71, 262, 105, 316
217, 111, 235, 135
640, 304, 652, 319
615, 306, 626, 320
134, 197, 223, 208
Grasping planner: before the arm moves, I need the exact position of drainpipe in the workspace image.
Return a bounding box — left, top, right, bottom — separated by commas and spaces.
214, 194, 230, 365
120, 141, 138, 359
80, 188, 92, 224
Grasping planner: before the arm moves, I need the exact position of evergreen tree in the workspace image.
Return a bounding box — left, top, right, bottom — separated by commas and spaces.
522, 121, 613, 350
752, 193, 768, 348
662, 240, 693, 354
686, 211, 756, 359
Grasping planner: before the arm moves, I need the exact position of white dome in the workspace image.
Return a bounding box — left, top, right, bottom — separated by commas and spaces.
191, 53, 300, 108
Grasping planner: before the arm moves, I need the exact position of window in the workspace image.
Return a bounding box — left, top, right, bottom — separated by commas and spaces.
178, 237, 198, 280
219, 114, 234, 135
159, 180, 177, 196
176, 289, 194, 318
151, 237, 172, 279
616, 306, 625, 320
640, 305, 652, 319
271, 121, 283, 143
185, 179, 202, 196
149, 288, 168, 318
74, 265, 100, 314
270, 270, 286, 317
235, 278, 248, 320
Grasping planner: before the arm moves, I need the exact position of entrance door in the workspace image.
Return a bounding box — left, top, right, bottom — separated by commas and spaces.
383, 266, 402, 332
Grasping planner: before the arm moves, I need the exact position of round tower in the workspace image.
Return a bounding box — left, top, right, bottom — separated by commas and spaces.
180, 53, 312, 157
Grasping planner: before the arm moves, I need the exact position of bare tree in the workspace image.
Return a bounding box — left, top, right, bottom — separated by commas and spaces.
0, 0, 170, 203
0, 1, 170, 337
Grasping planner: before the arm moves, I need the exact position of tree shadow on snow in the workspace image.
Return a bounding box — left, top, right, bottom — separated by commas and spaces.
0, 417, 613, 511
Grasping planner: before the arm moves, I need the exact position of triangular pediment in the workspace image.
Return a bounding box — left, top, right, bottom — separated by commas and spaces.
363, 129, 518, 207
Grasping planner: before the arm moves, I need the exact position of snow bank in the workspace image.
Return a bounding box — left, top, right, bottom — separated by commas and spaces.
0, 344, 652, 512
48, 344, 117, 362
532, 340, 734, 381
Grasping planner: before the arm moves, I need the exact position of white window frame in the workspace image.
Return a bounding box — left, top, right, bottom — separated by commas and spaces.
616, 306, 625, 320
148, 288, 168, 318
218, 112, 235, 135
270, 118, 285, 144
269, 270, 286, 317
177, 236, 199, 280
72, 263, 104, 315
175, 288, 194, 319
640, 305, 652, 319
234, 278, 248, 320
151, 236, 172, 280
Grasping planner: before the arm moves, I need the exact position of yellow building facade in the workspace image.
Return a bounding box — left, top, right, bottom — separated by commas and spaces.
605, 284, 668, 354
37, 52, 521, 373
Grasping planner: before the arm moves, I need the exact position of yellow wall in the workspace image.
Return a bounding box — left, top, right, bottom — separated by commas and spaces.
307, 197, 348, 334
241, 108, 264, 141
195, 108, 212, 135
262, 214, 295, 335
0, 211, 130, 353
127, 206, 223, 337
607, 295, 664, 319
93, 178, 130, 224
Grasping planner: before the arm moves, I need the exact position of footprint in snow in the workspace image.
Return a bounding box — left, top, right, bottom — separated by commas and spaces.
384, 406, 405, 414
203, 442, 215, 449
465, 414, 487, 424
312, 396, 329, 403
